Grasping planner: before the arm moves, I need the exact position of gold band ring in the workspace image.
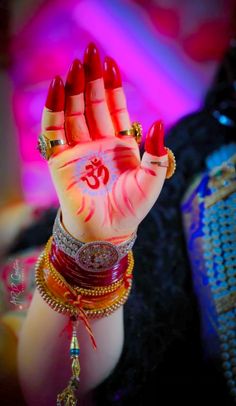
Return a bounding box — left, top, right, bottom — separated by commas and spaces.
117, 121, 142, 144
37, 134, 67, 160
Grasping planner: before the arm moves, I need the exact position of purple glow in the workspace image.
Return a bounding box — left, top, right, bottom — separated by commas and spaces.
73, 0, 210, 125
10, 0, 221, 204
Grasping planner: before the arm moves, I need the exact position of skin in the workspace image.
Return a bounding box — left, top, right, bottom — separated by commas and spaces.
18, 44, 168, 405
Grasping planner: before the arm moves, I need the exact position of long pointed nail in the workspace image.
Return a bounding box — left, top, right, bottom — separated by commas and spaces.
65, 59, 85, 96
145, 121, 166, 156
104, 56, 122, 89
83, 43, 102, 82
45, 76, 65, 111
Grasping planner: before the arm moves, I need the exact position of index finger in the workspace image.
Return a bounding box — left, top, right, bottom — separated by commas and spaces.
41, 76, 68, 157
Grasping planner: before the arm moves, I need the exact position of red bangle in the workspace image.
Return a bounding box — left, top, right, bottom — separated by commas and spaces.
50, 239, 128, 288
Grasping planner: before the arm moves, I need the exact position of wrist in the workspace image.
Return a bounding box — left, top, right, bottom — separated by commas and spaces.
60, 207, 135, 245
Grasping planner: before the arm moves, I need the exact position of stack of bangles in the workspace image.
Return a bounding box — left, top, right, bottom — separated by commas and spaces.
35, 210, 136, 406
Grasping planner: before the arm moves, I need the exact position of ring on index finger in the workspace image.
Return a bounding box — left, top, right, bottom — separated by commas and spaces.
37, 134, 67, 160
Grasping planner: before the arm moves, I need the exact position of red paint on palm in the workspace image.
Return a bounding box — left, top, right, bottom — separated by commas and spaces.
65, 59, 85, 95
144, 120, 166, 157
104, 56, 122, 89
84, 43, 102, 82
45, 76, 65, 111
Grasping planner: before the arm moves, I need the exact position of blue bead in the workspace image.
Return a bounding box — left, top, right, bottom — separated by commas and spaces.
223, 361, 231, 369
222, 352, 230, 360
225, 371, 233, 379
70, 349, 80, 355
221, 343, 229, 351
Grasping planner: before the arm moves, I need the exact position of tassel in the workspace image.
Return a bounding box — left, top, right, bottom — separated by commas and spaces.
57, 319, 80, 406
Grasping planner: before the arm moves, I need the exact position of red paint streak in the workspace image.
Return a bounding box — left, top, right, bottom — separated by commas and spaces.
45, 126, 65, 131
66, 111, 83, 117
104, 146, 134, 154
90, 98, 105, 104
122, 170, 136, 216
140, 166, 157, 177
77, 196, 85, 215
134, 170, 146, 198
110, 107, 127, 115
85, 199, 95, 222
111, 182, 125, 217
59, 157, 82, 169
66, 180, 78, 191
112, 154, 134, 161
106, 235, 130, 243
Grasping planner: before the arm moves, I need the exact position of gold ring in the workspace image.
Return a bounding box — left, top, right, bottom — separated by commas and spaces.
117, 121, 142, 144
150, 147, 176, 179
37, 134, 67, 160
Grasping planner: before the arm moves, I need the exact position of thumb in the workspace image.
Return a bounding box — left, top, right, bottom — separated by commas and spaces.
134, 121, 168, 217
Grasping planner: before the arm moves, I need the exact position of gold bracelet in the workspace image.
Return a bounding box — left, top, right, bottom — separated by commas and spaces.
35, 250, 134, 319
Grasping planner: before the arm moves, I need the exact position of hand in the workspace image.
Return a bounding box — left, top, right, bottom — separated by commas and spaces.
41, 43, 168, 243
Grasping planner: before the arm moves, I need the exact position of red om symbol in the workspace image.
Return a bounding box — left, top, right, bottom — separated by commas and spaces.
81, 158, 110, 189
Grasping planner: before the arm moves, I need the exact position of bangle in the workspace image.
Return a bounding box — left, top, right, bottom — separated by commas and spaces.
53, 209, 137, 271
50, 237, 128, 288
35, 244, 134, 318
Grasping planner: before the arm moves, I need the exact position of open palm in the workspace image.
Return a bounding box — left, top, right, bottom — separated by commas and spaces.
41, 44, 168, 243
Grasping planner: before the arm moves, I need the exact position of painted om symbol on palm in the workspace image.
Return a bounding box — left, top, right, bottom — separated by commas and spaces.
76, 153, 117, 196
81, 158, 109, 189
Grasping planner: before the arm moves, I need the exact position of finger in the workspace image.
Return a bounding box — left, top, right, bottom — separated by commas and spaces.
131, 121, 168, 216
65, 59, 90, 144
104, 56, 131, 135
84, 43, 115, 140
41, 76, 67, 157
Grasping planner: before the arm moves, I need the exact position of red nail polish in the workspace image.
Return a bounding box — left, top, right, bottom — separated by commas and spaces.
45, 76, 65, 112
145, 121, 166, 156
104, 56, 122, 89
65, 59, 85, 96
84, 43, 102, 81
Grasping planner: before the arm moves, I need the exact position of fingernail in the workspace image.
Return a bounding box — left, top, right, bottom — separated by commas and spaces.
65, 59, 85, 95
84, 43, 102, 82
45, 76, 65, 111
145, 121, 166, 156
104, 56, 122, 89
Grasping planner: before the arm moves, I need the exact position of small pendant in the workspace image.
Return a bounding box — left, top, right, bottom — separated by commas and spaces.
57, 318, 80, 406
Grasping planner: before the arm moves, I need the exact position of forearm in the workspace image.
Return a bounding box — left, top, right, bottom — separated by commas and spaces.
18, 289, 124, 406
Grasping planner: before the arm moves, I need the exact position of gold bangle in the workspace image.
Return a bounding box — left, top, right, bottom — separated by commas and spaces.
35, 249, 134, 319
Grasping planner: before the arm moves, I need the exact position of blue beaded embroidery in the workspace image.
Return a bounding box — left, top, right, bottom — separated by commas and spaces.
181, 143, 236, 400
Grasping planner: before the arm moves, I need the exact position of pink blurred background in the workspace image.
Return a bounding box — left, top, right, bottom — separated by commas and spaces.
1, 0, 236, 205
